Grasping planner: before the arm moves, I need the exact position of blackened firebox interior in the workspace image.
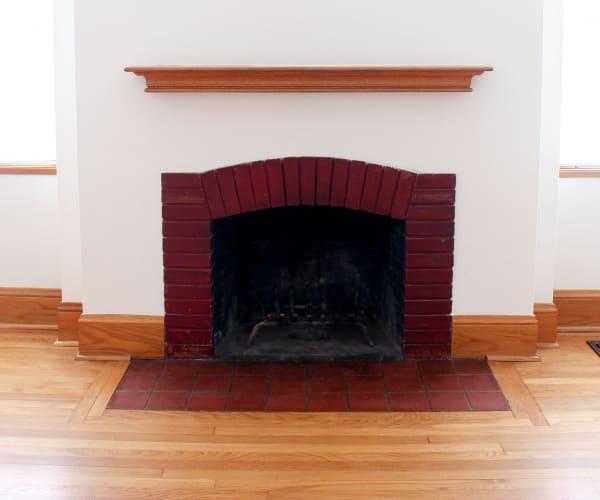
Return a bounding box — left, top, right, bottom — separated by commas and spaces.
211, 206, 405, 361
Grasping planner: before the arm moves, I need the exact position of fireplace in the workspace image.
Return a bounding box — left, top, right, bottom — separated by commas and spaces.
162, 157, 455, 360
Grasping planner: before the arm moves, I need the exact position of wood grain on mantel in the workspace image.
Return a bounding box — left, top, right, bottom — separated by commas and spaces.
124, 66, 493, 93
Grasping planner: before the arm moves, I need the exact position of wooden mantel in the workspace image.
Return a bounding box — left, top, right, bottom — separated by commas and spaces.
124, 66, 493, 93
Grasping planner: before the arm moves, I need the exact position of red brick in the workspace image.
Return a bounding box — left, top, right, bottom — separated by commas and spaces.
406, 205, 455, 221
404, 300, 452, 315
404, 344, 451, 359
405, 237, 454, 253
360, 164, 383, 213
168, 344, 212, 359
404, 269, 453, 285
165, 328, 212, 345
283, 157, 300, 206
316, 157, 333, 206
165, 314, 211, 329
163, 237, 211, 254
216, 168, 241, 216
345, 160, 367, 210
330, 158, 350, 207
374, 167, 400, 216
299, 157, 316, 205
162, 188, 207, 205
404, 284, 452, 301
414, 173, 456, 189
390, 170, 416, 219
164, 285, 210, 300
403, 330, 452, 344
162, 221, 210, 237
164, 269, 210, 285
411, 189, 455, 205
165, 300, 212, 315
406, 253, 454, 269
201, 170, 227, 219
232, 163, 256, 213
428, 391, 469, 411
163, 254, 210, 269
267, 393, 307, 411
249, 161, 271, 210
265, 158, 285, 208
162, 173, 203, 188
406, 221, 454, 237
403, 314, 451, 330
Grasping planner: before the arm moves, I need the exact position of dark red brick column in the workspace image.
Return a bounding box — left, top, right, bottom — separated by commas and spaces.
404, 174, 455, 358
161, 158, 455, 359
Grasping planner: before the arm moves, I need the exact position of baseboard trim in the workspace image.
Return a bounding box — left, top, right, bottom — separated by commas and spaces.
451, 315, 538, 358
0, 287, 61, 327
75, 352, 132, 362
54, 339, 80, 347
554, 290, 600, 330
78, 314, 164, 359
57, 302, 83, 342
534, 303, 558, 344
487, 354, 541, 362
0, 322, 57, 331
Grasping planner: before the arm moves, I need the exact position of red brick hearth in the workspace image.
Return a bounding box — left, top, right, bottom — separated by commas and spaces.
162, 157, 455, 359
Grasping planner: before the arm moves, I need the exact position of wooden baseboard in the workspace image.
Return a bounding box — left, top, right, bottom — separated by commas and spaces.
534, 303, 558, 344
451, 315, 538, 358
0, 287, 61, 328
554, 290, 600, 331
57, 302, 82, 342
78, 314, 164, 359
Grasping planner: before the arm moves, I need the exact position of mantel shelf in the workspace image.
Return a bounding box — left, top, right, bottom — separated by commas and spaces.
124, 66, 493, 93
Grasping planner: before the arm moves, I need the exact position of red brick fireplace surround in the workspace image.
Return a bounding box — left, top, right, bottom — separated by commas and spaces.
162, 157, 455, 360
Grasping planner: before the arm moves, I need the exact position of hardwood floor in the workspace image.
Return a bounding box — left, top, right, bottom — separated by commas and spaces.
1, 331, 600, 499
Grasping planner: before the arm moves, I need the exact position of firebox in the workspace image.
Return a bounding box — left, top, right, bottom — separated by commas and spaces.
210, 206, 405, 361
162, 157, 455, 360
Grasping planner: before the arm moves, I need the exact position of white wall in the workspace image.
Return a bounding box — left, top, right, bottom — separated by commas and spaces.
555, 178, 600, 289
73, 0, 544, 316
54, 0, 83, 303
534, 0, 563, 304
0, 175, 60, 288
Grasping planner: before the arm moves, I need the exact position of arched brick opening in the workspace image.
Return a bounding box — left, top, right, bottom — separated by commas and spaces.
162, 157, 455, 359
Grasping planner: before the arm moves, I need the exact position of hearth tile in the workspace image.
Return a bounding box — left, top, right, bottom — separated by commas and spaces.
459, 374, 501, 392
454, 359, 492, 374
269, 377, 307, 394
418, 359, 455, 375
193, 375, 232, 393
154, 375, 196, 392
382, 360, 419, 376
428, 391, 470, 412
187, 393, 228, 411
348, 393, 389, 411
227, 392, 267, 411
388, 392, 429, 411
385, 373, 423, 392
108, 391, 150, 410
162, 360, 200, 377
234, 363, 270, 376
230, 375, 269, 393
267, 393, 307, 411
422, 374, 462, 392
346, 376, 386, 393
308, 363, 345, 378
118, 374, 159, 392
308, 393, 348, 411
197, 362, 235, 376
466, 391, 510, 411
308, 393, 348, 412
271, 363, 308, 378
344, 361, 382, 376
125, 360, 164, 376
147, 391, 189, 410
309, 377, 346, 393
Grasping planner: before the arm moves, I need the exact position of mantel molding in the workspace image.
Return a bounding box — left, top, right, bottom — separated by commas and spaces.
124, 66, 493, 93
